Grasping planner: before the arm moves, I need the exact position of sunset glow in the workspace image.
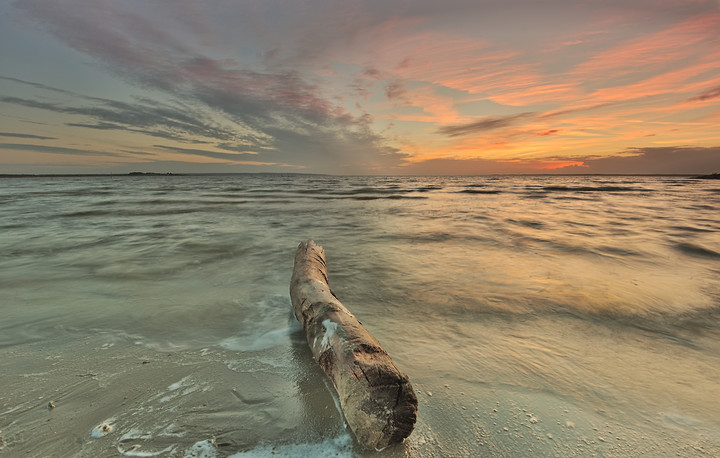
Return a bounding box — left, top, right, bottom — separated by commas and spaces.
1, 0, 719, 174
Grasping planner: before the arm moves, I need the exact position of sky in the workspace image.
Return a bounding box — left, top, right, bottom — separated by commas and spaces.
1, 0, 719, 175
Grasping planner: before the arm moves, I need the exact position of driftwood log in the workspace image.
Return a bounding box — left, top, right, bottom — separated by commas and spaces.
290, 240, 417, 450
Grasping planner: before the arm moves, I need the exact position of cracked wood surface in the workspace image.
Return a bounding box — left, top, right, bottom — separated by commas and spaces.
290, 240, 418, 450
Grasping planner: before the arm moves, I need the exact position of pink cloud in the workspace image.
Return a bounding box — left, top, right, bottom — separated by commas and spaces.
572, 13, 720, 79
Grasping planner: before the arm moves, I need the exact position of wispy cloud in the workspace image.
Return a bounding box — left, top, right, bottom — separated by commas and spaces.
571, 14, 720, 79
10, 0, 407, 173
385, 80, 407, 102
538, 129, 559, 137
153, 145, 264, 163
0, 74, 75, 95
689, 84, 720, 102
1, 93, 242, 144
0, 131, 56, 140
0, 142, 126, 157
557, 146, 720, 174
400, 145, 720, 175
438, 113, 534, 137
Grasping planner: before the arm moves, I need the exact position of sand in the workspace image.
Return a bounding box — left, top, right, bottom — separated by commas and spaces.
3, 329, 720, 457
0, 333, 352, 457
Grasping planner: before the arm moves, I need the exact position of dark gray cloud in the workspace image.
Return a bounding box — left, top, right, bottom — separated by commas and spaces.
385, 80, 408, 102
153, 145, 262, 162
0, 142, 126, 157
0, 131, 56, 140
559, 146, 720, 175
688, 85, 720, 102
261, 125, 407, 172
400, 146, 720, 175
539, 103, 614, 119
0, 75, 75, 96
1, 93, 243, 144
10, 0, 407, 173
538, 129, 559, 137
65, 122, 122, 130
65, 122, 214, 144
438, 113, 534, 137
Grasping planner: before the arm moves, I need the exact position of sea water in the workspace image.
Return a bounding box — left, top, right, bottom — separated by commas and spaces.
0, 174, 719, 456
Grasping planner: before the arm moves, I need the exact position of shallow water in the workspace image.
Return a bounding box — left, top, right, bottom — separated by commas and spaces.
1, 174, 719, 456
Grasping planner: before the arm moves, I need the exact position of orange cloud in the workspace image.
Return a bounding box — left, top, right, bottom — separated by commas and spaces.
572, 13, 720, 79
539, 161, 586, 170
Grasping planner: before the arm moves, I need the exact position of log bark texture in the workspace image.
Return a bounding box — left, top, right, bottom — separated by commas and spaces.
290, 240, 418, 450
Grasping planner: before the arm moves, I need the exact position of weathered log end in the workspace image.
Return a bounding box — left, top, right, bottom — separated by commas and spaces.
290, 240, 418, 450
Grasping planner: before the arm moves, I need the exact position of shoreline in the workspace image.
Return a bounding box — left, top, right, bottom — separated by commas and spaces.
0, 173, 712, 178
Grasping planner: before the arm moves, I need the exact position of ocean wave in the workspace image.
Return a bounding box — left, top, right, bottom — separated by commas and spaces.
674, 242, 720, 259
542, 185, 650, 192
507, 218, 544, 229
416, 185, 443, 192
458, 189, 502, 194
669, 225, 717, 233
60, 208, 204, 217
29, 189, 115, 196
350, 194, 428, 200
328, 186, 415, 195
595, 245, 646, 258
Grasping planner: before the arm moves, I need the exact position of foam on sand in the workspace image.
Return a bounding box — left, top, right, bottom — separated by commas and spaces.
90, 419, 115, 438
229, 434, 354, 458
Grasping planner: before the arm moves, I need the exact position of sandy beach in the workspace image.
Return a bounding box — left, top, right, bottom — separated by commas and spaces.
0, 332, 352, 457
4, 327, 719, 457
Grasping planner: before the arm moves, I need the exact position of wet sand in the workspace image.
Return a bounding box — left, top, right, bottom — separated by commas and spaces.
0, 333, 351, 457
3, 325, 720, 457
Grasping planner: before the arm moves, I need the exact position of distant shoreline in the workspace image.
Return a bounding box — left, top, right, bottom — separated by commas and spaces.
0, 172, 715, 178
692, 173, 720, 180
0, 172, 185, 178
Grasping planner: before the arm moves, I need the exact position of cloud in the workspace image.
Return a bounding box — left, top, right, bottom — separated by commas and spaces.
397, 156, 571, 175
1, 94, 242, 144
385, 80, 407, 101
10, 0, 408, 173
571, 14, 720, 79
539, 103, 615, 119
0, 142, 126, 157
538, 129, 559, 137
558, 146, 720, 174
0, 74, 75, 96
438, 113, 534, 137
153, 145, 267, 163
689, 84, 720, 102
398, 145, 720, 175
0, 131, 56, 140
7, 1, 720, 174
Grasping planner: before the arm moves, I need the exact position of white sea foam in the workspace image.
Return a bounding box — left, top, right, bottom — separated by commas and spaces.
220, 296, 300, 352
159, 423, 186, 438
119, 427, 150, 441
228, 434, 353, 458
116, 444, 176, 457
0, 405, 23, 416
220, 326, 297, 352
90, 418, 115, 438
168, 376, 191, 391
183, 439, 219, 458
